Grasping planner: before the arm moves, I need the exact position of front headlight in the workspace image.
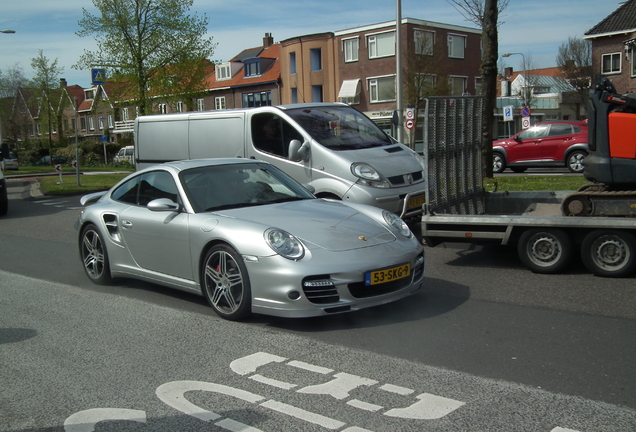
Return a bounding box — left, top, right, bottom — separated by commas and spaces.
265, 228, 305, 260
383, 211, 412, 238
351, 162, 390, 188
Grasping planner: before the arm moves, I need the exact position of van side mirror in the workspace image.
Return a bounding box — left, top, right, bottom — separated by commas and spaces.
288, 139, 310, 162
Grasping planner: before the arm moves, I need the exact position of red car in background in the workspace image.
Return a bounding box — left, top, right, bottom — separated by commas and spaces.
492, 120, 588, 173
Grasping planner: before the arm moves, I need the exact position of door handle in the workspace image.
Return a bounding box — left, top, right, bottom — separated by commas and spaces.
122, 220, 133, 229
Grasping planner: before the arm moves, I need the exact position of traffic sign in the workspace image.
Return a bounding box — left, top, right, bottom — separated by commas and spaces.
503, 105, 514, 122
55, 164, 62, 172
521, 117, 531, 129
520, 106, 531, 117
405, 119, 415, 130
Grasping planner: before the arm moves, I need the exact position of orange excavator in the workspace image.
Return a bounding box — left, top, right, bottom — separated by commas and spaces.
561, 78, 636, 217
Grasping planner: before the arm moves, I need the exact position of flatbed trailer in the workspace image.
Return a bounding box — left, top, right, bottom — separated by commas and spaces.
418, 96, 636, 278
421, 191, 636, 277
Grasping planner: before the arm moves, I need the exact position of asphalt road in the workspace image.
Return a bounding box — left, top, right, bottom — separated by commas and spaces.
1, 178, 635, 432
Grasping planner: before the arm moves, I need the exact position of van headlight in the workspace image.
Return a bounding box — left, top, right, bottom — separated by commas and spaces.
383, 211, 412, 238
265, 228, 305, 260
351, 163, 390, 188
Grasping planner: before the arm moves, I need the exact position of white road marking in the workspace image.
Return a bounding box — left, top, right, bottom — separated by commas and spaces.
384, 393, 466, 420
250, 373, 297, 390
379, 383, 414, 395
64, 408, 146, 432
230, 352, 287, 376
297, 372, 378, 400
215, 418, 265, 432
260, 399, 346, 430
551, 428, 581, 432
347, 399, 384, 412
287, 360, 334, 374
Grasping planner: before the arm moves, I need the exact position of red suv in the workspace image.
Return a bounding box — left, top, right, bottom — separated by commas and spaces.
492, 121, 588, 173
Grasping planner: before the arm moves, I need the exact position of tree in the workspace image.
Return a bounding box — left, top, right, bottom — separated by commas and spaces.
30, 50, 64, 159
74, 0, 217, 116
556, 36, 592, 119
446, 0, 506, 179
0, 64, 27, 148
446, 0, 509, 27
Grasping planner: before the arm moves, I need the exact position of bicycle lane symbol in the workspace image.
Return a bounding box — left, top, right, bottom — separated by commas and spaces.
64, 351, 582, 432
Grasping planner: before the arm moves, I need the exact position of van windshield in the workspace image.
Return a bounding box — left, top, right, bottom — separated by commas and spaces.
285, 106, 393, 150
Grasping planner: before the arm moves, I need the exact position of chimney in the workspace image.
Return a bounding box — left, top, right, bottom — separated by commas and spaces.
263, 33, 273, 47
504, 67, 513, 80
60, 78, 67, 88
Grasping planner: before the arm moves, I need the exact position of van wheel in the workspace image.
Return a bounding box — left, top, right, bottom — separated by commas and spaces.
581, 230, 636, 277
517, 229, 573, 274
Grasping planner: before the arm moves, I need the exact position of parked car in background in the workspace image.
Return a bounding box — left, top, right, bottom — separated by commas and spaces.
77, 158, 425, 321
114, 145, 134, 164
35, 155, 68, 166
1, 152, 19, 171
492, 121, 589, 173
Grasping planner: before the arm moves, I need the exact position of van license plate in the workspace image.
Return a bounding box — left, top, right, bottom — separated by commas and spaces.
365, 263, 411, 286
407, 195, 426, 209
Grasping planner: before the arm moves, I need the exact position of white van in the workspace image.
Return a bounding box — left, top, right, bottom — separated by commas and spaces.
134, 103, 426, 218
114, 145, 134, 164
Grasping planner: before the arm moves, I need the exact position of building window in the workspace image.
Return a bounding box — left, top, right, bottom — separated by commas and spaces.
415, 30, 434, 56
245, 60, 261, 77
197, 98, 205, 111
310, 48, 322, 71
601, 52, 621, 74
242, 91, 271, 107
448, 34, 466, 59
312, 85, 323, 102
122, 108, 129, 121
98, 116, 104, 130
343, 37, 359, 62
415, 74, 436, 98
632, 47, 636, 77
216, 63, 231, 81
369, 76, 396, 102
368, 32, 395, 59
215, 96, 226, 110
108, 115, 113, 128
158, 103, 167, 114
474, 77, 482, 95
448, 76, 467, 95
176, 101, 183, 113
289, 52, 296, 74
88, 117, 95, 131
291, 88, 298, 104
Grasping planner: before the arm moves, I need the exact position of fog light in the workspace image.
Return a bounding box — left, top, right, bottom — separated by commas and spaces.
288, 291, 301, 300
302, 279, 334, 288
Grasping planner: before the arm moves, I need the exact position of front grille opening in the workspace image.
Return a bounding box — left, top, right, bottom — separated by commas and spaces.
302, 275, 339, 304
388, 171, 424, 186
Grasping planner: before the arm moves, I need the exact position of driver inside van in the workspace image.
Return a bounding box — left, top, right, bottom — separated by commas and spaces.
253, 115, 284, 156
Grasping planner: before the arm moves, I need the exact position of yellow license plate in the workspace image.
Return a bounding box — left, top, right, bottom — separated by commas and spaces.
407, 195, 426, 209
365, 263, 411, 286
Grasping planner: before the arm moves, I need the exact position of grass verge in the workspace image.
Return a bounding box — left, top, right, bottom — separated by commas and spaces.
34, 171, 590, 196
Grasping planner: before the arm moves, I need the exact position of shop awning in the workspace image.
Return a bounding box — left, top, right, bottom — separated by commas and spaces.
338, 79, 361, 99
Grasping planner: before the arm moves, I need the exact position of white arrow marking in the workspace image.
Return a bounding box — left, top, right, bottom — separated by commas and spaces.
64, 408, 146, 432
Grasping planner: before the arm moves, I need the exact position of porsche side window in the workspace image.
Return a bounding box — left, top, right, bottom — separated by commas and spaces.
111, 175, 140, 204
138, 171, 179, 206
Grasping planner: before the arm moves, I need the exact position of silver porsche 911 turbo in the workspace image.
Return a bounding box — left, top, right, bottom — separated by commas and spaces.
77, 158, 425, 320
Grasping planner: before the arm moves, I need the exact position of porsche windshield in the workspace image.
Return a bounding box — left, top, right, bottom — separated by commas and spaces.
285, 106, 393, 150
181, 163, 315, 213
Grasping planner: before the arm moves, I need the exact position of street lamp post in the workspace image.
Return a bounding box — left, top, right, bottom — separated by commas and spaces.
502, 52, 527, 107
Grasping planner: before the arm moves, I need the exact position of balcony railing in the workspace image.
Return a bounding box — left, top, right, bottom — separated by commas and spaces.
113, 120, 134, 133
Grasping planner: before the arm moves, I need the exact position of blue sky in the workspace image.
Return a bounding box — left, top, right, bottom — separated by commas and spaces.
0, 0, 615, 88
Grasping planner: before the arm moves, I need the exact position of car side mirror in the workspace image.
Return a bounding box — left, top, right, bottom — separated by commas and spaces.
0, 142, 9, 161
288, 139, 310, 162
514, 135, 522, 142
147, 198, 180, 212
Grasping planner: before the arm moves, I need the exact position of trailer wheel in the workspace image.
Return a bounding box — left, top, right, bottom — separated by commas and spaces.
581, 230, 636, 278
517, 229, 573, 274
